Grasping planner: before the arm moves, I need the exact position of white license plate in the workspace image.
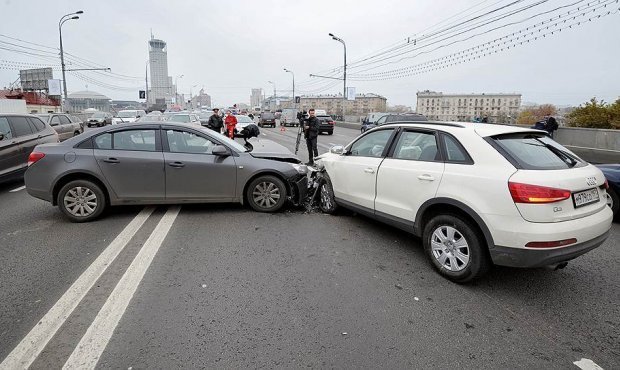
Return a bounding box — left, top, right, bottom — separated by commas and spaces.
572, 188, 600, 208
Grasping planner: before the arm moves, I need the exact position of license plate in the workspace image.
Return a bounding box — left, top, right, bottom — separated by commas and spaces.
572, 188, 600, 208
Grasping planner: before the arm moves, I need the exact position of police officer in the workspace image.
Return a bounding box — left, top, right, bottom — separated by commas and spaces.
207, 108, 223, 133
304, 108, 320, 165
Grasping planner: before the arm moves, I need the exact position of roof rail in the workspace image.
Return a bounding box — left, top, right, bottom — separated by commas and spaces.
383, 120, 466, 128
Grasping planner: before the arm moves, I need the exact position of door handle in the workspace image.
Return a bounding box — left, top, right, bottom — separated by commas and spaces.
364, 168, 375, 174
418, 174, 435, 181
102, 158, 119, 164
168, 161, 185, 168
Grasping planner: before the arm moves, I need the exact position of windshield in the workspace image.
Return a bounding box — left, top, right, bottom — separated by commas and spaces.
168, 114, 190, 123
91, 112, 106, 118
491, 133, 585, 170
118, 111, 137, 118
236, 116, 253, 123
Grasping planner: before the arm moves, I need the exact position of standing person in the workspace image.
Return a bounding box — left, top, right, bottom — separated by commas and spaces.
224, 110, 237, 139
545, 116, 559, 138
304, 108, 320, 165
207, 108, 223, 133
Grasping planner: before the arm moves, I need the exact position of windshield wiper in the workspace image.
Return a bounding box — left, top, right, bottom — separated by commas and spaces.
526, 139, 578, 168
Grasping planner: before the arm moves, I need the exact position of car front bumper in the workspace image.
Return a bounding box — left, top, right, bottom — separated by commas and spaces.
288, 175, 308, 206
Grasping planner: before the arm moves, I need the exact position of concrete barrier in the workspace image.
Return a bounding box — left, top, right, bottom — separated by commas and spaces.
336, 121, 619, 164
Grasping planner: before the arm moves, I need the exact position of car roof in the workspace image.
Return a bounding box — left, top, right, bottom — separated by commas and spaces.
1, 113, 50, 117
385, 121, 543, 137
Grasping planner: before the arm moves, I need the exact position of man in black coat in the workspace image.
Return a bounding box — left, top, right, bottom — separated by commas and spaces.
207, 108, 223, 133
304, 108, 320, 165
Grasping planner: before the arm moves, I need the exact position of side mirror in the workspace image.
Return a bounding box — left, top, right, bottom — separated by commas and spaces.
212, 145, 230, 156
330, 145, 345, 155
0, 132, 4, 140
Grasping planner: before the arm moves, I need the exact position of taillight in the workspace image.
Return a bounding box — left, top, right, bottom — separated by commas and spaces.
328, 120, 335, 125
603, 179, 609, 190
28, 152, 45, 166
508, 182, 571, 204
525, 238, 577, 249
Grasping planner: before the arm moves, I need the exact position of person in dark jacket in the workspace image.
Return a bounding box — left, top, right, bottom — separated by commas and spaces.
207, 108, 223, 133
304, 108, 320, 165
545, 116, 559, 138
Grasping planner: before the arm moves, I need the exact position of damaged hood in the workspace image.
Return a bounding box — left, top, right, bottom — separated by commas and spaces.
247, 138, 301, 163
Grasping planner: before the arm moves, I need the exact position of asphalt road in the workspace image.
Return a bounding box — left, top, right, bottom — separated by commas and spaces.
0, 125, 618, 369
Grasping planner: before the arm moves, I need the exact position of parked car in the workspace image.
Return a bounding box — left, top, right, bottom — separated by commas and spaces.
36, 113, 84, 141
233, 115, 255, 134
316, 115, 336, 135
87, 112, 113, 127
0, 114, 58, 182
259, 112, 277, 128
280, 108, 299, 127
112, 110, 146, 124
198, 111, 215, 126
362, 113, 428, 132
166, 113, 201, 125
597, 164, 619, 219
24, 122, 308, 222
315, 122, 613, 282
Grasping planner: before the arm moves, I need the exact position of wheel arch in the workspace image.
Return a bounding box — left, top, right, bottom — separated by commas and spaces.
415, 198, 495, 250
52, 171, 111, 206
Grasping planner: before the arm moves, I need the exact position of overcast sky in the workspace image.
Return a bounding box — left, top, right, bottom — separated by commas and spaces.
1, 0, 618, 108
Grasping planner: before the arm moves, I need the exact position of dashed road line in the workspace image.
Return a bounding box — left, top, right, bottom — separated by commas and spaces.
9, 185, 26, 192
573, 358, 604, 370
0, 207, 155, 370
63, 206, 181, 369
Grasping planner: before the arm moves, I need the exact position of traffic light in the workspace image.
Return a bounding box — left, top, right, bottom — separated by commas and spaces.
139, 90, 146, 99
295, 96, 301, 103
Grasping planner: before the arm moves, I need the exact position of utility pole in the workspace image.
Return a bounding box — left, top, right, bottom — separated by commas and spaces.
145, 60, 149, 106
59, 10, 83, 108
268, 81, 276, 111
284, 68, 295, 110
329, 33, 347, 120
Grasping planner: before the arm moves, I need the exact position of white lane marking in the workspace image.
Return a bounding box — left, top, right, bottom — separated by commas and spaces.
0, 207, 155, 370
573, 358, 604, 370
9, 185, 26, 192
63, 206, 181, 369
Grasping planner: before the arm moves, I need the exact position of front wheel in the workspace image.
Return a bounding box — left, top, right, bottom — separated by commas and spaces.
57, 180, 106, 222
246, 175, 287, 212
318, 176, 338, 214
422, 214, 490, 283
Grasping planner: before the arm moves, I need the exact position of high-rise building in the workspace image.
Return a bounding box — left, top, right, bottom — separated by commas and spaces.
250, 88, 263, 108
148, 35, 172, 105
416, 90, 522, 123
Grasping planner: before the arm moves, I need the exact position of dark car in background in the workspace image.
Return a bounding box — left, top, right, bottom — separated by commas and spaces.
36, 113, 84, 141
597, 164, 620, 219
259, 112, 276, 128
24, 121, 308, 222
361, 113, 428, 132
0, 114, 58, 182
316, 115, 335, 135
87, 112, 113, 127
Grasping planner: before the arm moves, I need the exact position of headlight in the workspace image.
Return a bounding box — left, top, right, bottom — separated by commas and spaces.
291, 163, 308, 175
314, 159, 324, 170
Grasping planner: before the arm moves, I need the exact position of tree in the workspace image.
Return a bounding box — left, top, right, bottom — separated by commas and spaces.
517, 104, 557, 126
517, 110, 537, 125
566, 98, 615, 129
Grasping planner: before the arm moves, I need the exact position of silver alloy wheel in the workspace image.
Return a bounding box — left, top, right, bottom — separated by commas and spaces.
430, 225, 470, 272
252, 181, 281, 209
606, 193, 613, 209
320, 183, 333, 210
63, 186, 98, 217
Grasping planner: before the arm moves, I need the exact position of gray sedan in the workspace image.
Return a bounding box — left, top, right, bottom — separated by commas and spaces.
24, 121, 308, 222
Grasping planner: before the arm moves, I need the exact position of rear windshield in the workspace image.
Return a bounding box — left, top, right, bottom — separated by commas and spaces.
262, 113, 275, 119
490, 133, 585, 170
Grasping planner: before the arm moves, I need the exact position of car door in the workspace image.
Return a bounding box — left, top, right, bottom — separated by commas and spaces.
7, 116, 38, 168
49, 115, 64, 140
162, 128, 237, 201
329, 128, 396, 210
93, 128, 165, 201
375, 129, 445, 223
59, 115, 74, 139
0, 116, 21, 176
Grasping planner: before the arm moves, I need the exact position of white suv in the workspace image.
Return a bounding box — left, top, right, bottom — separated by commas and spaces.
316, 122, 613, 282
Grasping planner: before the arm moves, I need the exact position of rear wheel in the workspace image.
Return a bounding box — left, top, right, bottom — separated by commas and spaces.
607, 187, 619, 219
246, 175, 287, 213
57, 180, 106, 222
73, 131, 80, 136
328, 131, 333, 135
422, 214, 490, 283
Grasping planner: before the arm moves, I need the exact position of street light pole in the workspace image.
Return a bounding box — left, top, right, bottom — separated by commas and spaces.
145, 60, 149, 105
329, 33, 346, 119
59, 10, 83, 108
175, 74, 183, 107
267, 80, 276, 110
284, 68, 295, 110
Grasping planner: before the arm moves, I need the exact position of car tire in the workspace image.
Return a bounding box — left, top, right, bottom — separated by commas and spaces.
422, 214, 490, 283
57, 179, 106, 222
74, 131, 80, 136
318, 176, 338, 214
328, 131, 333, 135
606, 187, 619, 220
246, 175, 287, 213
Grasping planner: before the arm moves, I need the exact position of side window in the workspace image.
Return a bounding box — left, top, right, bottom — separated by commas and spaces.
0, 117, 13, 140
113, 130, 157, 151
376, 116, 387, 125
59, 115, 72, 125
50, 116, 61, 126
94, 133, 112, 149
28, 117, 46, 132
393, 131, 439, 161
349, 129, 394, 158
8, 116, 34, 137
165, 130, 215, 154
442, 134, 471, 163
